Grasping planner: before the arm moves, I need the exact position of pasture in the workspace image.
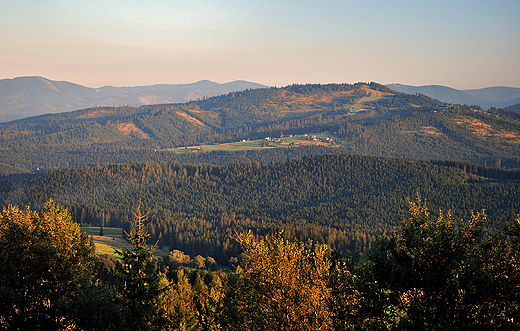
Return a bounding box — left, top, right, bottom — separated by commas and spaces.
81, 227, 168, 257
167, 132, 343, 154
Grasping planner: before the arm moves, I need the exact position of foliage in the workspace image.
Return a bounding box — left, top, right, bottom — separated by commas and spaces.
0, 199, 96, 330
328, 252, 401, 330
223, 231, 333, 331
57, 278, 128, 331
156, 269, 225, 331
0, 197, 519, 330
370, 196, 520, 329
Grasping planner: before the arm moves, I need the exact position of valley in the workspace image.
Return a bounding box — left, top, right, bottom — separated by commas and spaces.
3, 0, 519, 327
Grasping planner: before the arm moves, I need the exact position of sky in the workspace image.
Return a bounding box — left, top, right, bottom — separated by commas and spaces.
1, 0, 519, 89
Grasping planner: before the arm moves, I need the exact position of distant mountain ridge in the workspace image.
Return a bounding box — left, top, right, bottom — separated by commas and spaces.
3, 77, 519, 122
386, 84, 520, 110
0, 76, 267, 122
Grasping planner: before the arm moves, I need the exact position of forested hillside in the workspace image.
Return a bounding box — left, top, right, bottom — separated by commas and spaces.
2, 82, 519, 172
2, 154, 519, 265
2, 82, 520, 330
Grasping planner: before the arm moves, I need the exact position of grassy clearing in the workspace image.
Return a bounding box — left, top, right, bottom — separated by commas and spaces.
81, 227, 168, 257
164, 132, 344, 154
348, 89, 383, 112
81, 227, 124, 238
91, 235, 128, 255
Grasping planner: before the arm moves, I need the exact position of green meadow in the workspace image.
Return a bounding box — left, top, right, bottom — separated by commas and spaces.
167, 133, 342, 154
81, 227, 123, 238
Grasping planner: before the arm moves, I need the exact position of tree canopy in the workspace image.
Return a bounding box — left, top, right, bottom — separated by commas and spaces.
0, 199, 96, 329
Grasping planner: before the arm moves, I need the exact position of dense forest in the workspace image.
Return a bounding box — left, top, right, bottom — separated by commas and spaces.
2, 153, 519, 265
1, 83, 520, 172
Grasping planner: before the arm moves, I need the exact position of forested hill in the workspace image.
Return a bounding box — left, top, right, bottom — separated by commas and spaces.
0, 82, 435, 152
2, 153, 519, 265
3, 82, 519, 171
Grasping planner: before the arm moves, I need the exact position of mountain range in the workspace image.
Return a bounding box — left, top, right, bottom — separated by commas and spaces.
1, 82, 519, 173
386, 83, 520, 110
2, 77, 520, 123
0, 76, 267, 122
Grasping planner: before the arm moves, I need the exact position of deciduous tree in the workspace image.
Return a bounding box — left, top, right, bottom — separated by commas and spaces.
0, 200, 95, 330
224, 231, 333, 331
371, 196, 520, 329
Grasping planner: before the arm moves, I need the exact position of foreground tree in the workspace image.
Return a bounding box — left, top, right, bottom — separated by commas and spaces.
328, 251, 401, 330
114, 200, 164, 331
156, 268, 225, 331
223, 231, 333, 331
0, 200, 96, 330
371, 196, 520, 329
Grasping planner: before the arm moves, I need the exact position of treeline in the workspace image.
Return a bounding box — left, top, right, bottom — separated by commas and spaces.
2, 198, 519, 330
0, 163, 30, 177
0, 144, 348, 176
2, 153, 519, 265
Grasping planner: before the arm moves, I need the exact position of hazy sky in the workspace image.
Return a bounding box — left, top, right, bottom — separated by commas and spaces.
1, 0, 519, 89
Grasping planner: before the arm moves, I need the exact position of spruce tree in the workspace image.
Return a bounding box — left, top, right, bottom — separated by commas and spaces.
114, 200, 163, 330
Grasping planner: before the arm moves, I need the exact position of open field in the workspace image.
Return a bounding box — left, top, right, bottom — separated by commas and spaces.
166, 132, 343, 154
81, 227, 168, 257
81, 227, 123, 238
89, 235, 128, 255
